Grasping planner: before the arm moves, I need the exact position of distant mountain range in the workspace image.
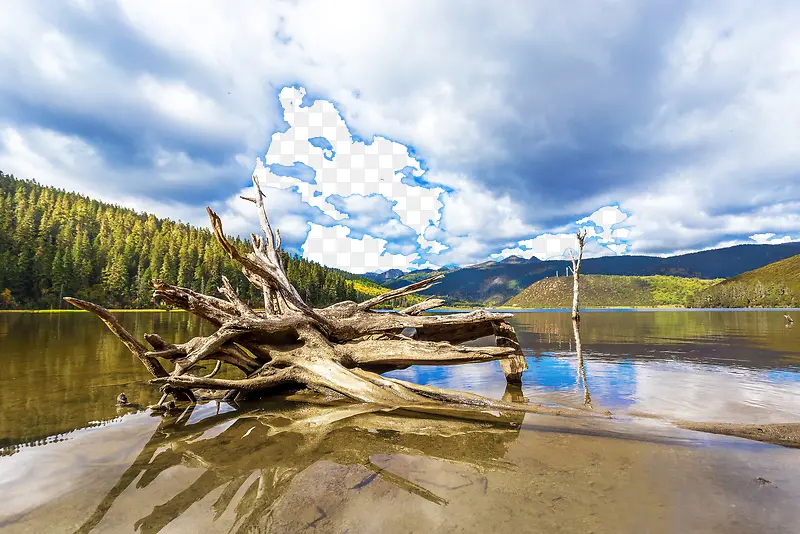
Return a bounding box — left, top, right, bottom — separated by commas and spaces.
380, 242, 800, 305
361, 269, 406, 284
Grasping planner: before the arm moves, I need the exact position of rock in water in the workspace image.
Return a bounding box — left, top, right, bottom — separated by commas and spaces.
116, 392, 129, 406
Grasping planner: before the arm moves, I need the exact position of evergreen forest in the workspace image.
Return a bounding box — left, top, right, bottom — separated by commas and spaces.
0, 172, 396, 310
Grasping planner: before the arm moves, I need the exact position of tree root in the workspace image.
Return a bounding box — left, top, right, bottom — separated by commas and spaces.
64, 174, 542, 421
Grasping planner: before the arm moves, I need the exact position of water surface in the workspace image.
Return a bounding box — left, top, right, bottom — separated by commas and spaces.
1, 310, 799, 533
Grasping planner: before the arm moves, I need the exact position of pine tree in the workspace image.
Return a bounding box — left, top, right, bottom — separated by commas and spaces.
0, 172, 385, 309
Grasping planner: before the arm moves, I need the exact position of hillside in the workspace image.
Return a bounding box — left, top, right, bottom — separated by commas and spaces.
505, 275, 722, 308
362, 268, 405, 284
385, 243, 800, 305
686, 254, 800, 308
0, 172, 397, 310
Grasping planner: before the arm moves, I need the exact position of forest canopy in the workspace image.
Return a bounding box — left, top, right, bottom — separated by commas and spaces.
0, 172, 399, 310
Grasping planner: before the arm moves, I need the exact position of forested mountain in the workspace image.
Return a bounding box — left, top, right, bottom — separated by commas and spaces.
362, 269, 405, 284
0, 172, 393, 310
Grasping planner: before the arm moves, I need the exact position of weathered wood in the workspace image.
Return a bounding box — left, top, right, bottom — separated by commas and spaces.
401, 298, 446, 315
342, 339, 517, 367
492, 320, 528, 384
357, 273, 444, 311
568, 229, 588, 322
63, 185, 540, 420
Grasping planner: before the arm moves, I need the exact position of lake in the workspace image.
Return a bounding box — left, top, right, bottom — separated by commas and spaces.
1, 310, 799, 533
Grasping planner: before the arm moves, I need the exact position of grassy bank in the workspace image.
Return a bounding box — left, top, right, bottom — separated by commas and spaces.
504, 275, 722, 308
687, 254, 800, 308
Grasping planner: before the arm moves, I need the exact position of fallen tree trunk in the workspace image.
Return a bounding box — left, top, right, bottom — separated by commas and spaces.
65, 175, 533, 418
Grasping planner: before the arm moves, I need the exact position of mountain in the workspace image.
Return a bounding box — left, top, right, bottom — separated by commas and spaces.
505, 275, 722, 308
387, 267, 455, 286
686, 254, 800, 308
0, 172, 396, 310
500, 255, 539, 264
385, 242, 800, 305
362, 268, 405, 284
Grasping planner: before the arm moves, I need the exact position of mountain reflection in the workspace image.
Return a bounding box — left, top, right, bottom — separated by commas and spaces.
77, 397, 524, 534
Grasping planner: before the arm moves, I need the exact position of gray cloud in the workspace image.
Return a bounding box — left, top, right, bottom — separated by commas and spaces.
1, 0, 799, 268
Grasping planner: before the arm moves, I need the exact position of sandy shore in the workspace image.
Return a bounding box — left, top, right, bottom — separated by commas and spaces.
677, 422, 800, 448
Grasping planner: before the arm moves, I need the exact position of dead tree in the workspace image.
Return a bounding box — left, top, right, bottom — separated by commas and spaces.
568, 229, 588, 322
64, 176, 540, 419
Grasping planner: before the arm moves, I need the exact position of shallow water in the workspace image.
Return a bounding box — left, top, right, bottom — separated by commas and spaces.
1, 310, 799, 533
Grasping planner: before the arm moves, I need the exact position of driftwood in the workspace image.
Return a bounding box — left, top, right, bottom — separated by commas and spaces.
65, 176, 533, 418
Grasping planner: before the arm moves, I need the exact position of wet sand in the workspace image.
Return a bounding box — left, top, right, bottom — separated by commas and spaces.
677, 421, 800, 449
1, 407, 799, 534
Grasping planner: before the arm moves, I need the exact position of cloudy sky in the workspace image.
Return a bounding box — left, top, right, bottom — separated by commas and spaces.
2, 0, 799, 273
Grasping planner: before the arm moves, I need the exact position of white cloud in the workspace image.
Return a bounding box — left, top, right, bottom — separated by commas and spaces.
301, 223, 423, 274
492, 205, 632, 261
0, 124, 227, 228
750, 233, 794, 245
3, 0, 800, 269
255, 87, 444, 236
137, 75, 244, 137
576, 206, 630, 244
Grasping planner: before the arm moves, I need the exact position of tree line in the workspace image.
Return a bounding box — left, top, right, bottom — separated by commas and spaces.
0, 172, 399, 310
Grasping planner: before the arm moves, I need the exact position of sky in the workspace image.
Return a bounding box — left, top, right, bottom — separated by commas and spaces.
1, 0, 799, 273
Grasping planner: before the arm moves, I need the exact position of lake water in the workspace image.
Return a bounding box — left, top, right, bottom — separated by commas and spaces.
1, 310, 799, 533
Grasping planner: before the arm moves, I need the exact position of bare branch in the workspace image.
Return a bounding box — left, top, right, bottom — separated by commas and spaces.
342, 339, 517, 367
201, 360, 223, 379
152, 279, 236, 326
64, 297, 168, 378
206, 206, 331, 329
218, 276, 257, 318
252, 175, 278, 259
401, 298, 445, 315
571, 228, 589, 321
357, 273, 445, 311
152, 366, 294, 391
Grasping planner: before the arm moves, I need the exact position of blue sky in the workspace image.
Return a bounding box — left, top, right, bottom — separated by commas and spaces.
1, 1, 799, 272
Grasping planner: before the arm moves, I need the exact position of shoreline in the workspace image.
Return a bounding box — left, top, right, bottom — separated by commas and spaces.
3, 306, 799, 313
676, 421, 800, 449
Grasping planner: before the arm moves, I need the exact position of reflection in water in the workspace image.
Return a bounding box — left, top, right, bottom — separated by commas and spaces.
510, 309, 800, 364
572, 318, 592, 408
2, 311, 800, 532
2, 310, 800, 454
75, 398, 524, 534
0, 312, 213, 450
393, 309, 800, 424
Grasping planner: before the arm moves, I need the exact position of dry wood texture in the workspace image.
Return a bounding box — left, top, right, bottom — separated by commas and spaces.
66, 176, 537, 418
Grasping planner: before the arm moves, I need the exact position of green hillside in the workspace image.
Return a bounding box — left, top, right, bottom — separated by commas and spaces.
0, 172, 402, 310
504, 275, 722, 308
686, 254, 800, 308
